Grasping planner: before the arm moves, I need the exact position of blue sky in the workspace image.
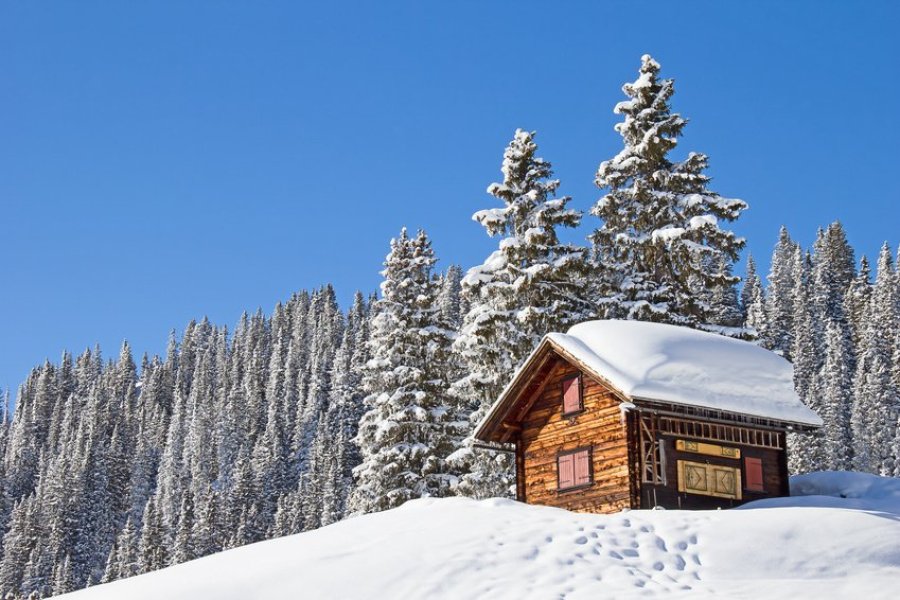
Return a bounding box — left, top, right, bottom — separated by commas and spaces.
1, 1, 898, 393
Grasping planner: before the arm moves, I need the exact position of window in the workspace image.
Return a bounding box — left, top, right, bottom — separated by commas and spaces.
558, 448, 592, 491
676, 460, 742, 500
561, 374, 583, 416
744, 457, 764, 492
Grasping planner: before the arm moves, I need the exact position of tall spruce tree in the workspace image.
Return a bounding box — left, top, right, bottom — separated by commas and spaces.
788, 251, 825, 473
851, 244, 899, 475
741, 255, 767, 338
349, 229, 462, 514
590, 55, 747, 327
761, 227, 800, 357
450, 129, 592, 499
817, 320, 854, 470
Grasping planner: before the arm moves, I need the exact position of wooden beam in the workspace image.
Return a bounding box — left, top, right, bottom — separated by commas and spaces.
507, 356, 556, 429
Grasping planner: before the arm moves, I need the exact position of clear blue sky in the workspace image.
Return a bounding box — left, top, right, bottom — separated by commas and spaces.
1, 1, 898, 393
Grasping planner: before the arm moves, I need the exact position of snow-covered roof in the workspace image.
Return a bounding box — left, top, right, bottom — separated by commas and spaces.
477, 320, 822, 438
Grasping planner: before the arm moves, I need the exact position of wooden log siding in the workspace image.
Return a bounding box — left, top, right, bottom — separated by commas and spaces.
519, 360, 631, 514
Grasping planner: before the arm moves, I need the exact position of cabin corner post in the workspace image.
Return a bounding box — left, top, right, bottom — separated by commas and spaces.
777, 432, 790, 497
515, 436, 526, 503
625, 408, 642, 510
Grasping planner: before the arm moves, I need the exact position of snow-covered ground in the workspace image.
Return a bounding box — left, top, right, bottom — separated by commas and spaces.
60, 472, 900, 600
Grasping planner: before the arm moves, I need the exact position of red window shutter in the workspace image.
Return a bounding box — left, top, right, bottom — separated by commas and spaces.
745, 457, 764, 491
574, 449, 592, 486
558, 453, 575, 490
562, 376, 581, 414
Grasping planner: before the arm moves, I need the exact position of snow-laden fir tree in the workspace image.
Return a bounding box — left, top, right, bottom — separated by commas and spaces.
844, 256, 872, 352
811, 222, 856, 325
816, 320, 855, 470
349, 229, 464, 514
761, 227, 800, 357
590, 55, 747, 328
450, 129, 593, 499
741, 255, 767, 338
787, 250, 826, 474
851, 244, 900, 475
706, 254, 744, 330
437, 265, 465, 332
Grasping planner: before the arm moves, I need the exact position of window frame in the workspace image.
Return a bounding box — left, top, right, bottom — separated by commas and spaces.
560, 373, 584, 417
556, 446, 594, 493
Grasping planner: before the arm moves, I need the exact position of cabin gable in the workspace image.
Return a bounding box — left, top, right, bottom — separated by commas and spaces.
517, 357, 634, 514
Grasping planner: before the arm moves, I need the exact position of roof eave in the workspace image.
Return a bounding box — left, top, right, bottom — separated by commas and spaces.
629, 395, 823, 431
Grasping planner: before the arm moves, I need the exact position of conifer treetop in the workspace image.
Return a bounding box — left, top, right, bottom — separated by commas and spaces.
591, 54, 747, 327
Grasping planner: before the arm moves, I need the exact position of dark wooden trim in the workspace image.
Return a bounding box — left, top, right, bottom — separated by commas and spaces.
512, 358, 556, 424
474, 342, 556, 443
632, 398, 819, 433
625, 409, 642, 509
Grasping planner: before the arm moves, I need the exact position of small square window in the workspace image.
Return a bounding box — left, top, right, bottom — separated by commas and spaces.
558, 448, 592, 491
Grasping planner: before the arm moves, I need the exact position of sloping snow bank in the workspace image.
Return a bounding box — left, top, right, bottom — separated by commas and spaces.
60, 472, 900, 600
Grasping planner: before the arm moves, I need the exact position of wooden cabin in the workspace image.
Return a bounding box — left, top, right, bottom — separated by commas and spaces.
473, 320, 822, 512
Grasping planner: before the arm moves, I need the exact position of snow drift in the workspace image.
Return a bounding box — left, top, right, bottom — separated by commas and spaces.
59, 472, 900, 600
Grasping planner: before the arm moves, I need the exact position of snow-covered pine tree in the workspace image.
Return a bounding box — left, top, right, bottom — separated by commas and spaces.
706, 254, 744, 330
844, 256, 872, 353
437, 265, 465, 332
741, 255, 759, 318
349, 229, 462, 514
317, 292, 369, 522
787, 251, 826, 474
450, 129, 592, 499
137, 496, 167, 574
817, 320, 854, 471
851, 244, 900, 475
761, 227, 800, 357
589, 55, 747, 328
741, 255, 767, 338
811, 222, 856, 325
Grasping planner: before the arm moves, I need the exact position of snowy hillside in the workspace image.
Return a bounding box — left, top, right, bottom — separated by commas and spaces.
59, 472, 900, 600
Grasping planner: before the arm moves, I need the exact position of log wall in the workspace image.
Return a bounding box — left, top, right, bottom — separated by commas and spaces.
519, 360, 633, 513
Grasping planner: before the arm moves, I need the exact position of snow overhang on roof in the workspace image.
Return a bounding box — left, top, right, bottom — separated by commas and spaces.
475, 319, 823, 443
